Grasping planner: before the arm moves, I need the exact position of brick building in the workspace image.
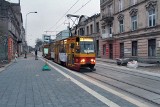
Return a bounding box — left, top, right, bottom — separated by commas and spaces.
0, 0, 24, 62
100, 0, 160, 63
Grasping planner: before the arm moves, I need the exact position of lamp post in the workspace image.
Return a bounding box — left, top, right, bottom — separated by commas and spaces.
24, 11, 37, 58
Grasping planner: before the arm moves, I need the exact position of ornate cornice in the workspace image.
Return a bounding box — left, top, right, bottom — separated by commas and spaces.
117, 14, 124, 21
145, 1, 157, 11
129, 8, 138, 16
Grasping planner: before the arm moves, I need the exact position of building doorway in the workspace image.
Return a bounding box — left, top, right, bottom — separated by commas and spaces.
96, 40, 99, 57
148, 39, 156, 57
120, 43, 124, 58
109, 44, 113, 59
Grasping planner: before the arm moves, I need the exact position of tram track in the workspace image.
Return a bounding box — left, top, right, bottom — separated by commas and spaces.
82, 67, 160, 106
44, 57, 160, 106
94, 65, 160, 94
96, 62, 160, 82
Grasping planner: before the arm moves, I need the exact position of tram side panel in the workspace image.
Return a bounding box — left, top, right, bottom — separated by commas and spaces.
50, 43, 55, 61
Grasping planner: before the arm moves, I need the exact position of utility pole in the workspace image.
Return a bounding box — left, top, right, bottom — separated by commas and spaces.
24, 11, 37, 58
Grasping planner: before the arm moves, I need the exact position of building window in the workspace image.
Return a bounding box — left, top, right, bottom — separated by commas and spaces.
96, 22, 99, 33
119, 20, 124, 33
148, 39, 156, 57
131, 15, 137, 31
132, 41, 137, 56
87, 26, 89, 35
119, 0, 123, 11
80, 28, 84, 36
109, 4, 113, 15
103, 44, 106, 55
109, 24, 112, 34
102, 26, 106, 34
148, 9, 156, 27
90, 24, 93, 34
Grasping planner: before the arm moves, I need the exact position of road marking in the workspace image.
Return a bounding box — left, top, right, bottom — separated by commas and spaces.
40, 58, 120, 107
44, 59, 150, 107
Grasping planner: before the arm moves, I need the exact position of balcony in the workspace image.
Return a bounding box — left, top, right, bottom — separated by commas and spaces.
17, 38, 22, 43
101, 33, 113, 39
101, 13, 114, 24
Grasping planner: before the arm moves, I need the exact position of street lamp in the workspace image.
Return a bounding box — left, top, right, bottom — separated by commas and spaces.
24, 11, 37, 58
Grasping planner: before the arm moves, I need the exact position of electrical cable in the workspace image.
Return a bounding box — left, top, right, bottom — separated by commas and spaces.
53, 0, 93, 31
48, 0, 93, 34
73, 0, 92, 14
47, 0, 80, 31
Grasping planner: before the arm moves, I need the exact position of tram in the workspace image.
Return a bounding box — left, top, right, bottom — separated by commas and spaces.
53, 36, 96, 71
42, 44, 51, 60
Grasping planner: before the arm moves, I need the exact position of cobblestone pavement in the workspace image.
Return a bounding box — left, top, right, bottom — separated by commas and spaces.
1, 53, 155, 107
0, 54, 109, 107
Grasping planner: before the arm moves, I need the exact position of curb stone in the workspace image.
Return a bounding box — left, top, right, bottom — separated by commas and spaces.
0, 60, 14, 73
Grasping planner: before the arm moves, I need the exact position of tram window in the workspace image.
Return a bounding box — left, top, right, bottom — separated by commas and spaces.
76, 37, 79, 42
80, 41, 94, 53
76, 46, 80, 53
71, 43, 74, 48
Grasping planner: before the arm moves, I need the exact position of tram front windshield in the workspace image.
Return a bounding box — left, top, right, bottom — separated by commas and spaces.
79, 41, 94, 53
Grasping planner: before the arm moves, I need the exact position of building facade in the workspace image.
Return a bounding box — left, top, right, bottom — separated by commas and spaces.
0, 0, 24, 62
100, 0, 160, 63
100, 0, 116, 59
73, 14, 101, 57
56, 29, 70, 41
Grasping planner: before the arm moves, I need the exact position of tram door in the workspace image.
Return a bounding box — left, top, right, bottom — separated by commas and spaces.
71, 43, 75, 65
67, 43, 75, 66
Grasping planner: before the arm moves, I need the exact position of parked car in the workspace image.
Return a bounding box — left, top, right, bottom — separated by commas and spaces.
116, 58, 133, 66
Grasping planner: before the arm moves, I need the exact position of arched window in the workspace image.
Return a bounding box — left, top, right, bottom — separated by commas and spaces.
117, 14, 124, 33
145, 1, 157, 27
129, 8, 138, 31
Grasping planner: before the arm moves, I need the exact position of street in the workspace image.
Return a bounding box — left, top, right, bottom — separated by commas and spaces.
0, 53, 159, 107
1, 0, 160, 106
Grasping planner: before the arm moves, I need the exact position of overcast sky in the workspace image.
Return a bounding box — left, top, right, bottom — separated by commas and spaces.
8, 0, 100, 47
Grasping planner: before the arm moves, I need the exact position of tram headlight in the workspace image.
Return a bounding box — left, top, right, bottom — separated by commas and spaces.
91, 59, 95, 63
81, 59, 85, 63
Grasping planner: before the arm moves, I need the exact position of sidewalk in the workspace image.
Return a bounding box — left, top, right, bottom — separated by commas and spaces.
96, 58, 160, 73
0, 53, 35, 72
0, 61, 14, 73
0, 53, 109, 107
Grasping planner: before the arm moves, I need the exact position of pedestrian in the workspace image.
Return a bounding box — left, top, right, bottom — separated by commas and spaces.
14, 52, 18, 62
35, 49, 38, 60
24, 50, 27, 58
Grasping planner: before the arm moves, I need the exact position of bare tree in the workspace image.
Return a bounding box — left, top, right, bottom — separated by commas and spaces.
35, 38, 43, 50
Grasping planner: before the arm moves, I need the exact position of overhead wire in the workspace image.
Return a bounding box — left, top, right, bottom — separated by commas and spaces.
55, 0, 92, 30
47, 0, 80, 31
73, 0, 92, 14
49, 0, 93, 34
